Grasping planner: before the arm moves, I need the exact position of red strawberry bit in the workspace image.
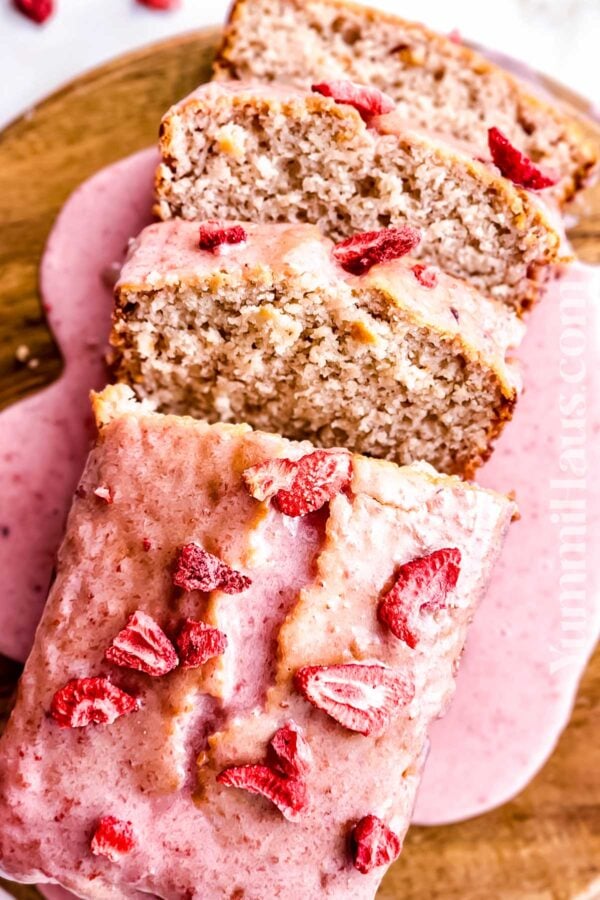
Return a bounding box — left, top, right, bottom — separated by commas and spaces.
242, 457, 297, 503
217, 764, 308, 821
13, 0, 53, 24
136, 0, 180, 9
267, 721, 312, 779
448, 28, 462, 44
378, 548, 461, 648
105, 610, 178, 677
142, 538, 152, 552
487, 127, 558, 190
243, 450, 352, 517
50, 677, 138, 728
333, 227, 421, 276
412, 264, 438, 289
198, 221, 247, 252
93, 485, 113, 504
311, 80, 395, 123
173, 543, 251, 594
351, 814, 402, 874
275, 450, 352, 516
175, 618, 228, 668
294, 663, 414, 736
91, 816, 135, 862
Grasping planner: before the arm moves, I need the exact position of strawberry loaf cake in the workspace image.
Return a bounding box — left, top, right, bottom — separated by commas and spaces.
0, 385, 516, 898
213, 0, 598, 205
111, 219, 524, 477
155, 80, 564, 314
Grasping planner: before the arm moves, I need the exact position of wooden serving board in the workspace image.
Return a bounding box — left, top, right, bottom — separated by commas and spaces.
0, 27, 599, 900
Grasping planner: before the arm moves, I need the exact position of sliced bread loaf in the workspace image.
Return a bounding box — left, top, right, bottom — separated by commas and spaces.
213, 0, 598, 205
111, 220, 524, 477
155, 81, 564, 314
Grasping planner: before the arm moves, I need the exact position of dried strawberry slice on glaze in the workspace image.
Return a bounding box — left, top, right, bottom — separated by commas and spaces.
104, 610, 178, 677
91, 816, 135, 862
267, 721, 313, 779
333, 227, 421, 276
13, 0, 53, 24
351, 814, 402, 874
311, 80, 395, 123
412, 263, 438, 288
378, 548, 461, 648
50, 677, 138, 728
217, 764, 309, 821
275, 450, 352, 516
175, 618, 228, 668
198, 220, 247, 252
294, 663, 414, 736
487, 127, 558, 190
173, 543, 251, 594
242, 457, 297, 503
243, 450, 352, 517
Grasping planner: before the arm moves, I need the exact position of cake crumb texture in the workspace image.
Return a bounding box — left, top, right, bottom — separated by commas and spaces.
214, 0, 598, 204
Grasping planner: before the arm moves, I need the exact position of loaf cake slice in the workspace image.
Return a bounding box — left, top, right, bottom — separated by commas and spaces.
155, 80, 564, 314
0, 384, 516, 899
213, 0, 598, 205
111, 219, 524, 478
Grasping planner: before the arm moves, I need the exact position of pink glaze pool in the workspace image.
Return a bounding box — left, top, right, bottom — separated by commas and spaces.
0, 148, 598, 837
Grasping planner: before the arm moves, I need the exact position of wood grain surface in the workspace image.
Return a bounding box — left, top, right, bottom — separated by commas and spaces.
0, 27, 599, 900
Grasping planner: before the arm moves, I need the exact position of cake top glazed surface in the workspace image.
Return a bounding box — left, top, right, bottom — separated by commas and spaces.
0, 385, 514, 899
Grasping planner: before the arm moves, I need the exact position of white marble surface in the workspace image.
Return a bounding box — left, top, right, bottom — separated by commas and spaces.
0, 0, 598, 127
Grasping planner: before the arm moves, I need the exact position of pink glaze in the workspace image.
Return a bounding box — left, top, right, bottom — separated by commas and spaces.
415, 263, 600, 822
0, 149, 598, 839
0, 148, 157, 662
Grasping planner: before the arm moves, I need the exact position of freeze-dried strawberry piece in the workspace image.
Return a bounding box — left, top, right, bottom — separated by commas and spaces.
105, 610, 178, 676
333, 227, 421, 276
173, 543, 251, 594
50, 678, 138, 728
378, 548, 461, 648
91, 816, 135, 862
198, 221, 247, 252
242, 457, 297, 503
243, 450, 351, 517
13, 0, 53, 24
351, 814, 402, 874
412, 264, 438, 289
295, 663, 414, 736
267, 721, 312, 779
311, 80, 395, 123
217, 764, 308, 821
275, 450, 352, 516
487, 127, 558, 190
137, 0, 180, 9
175, 618, 228, 669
